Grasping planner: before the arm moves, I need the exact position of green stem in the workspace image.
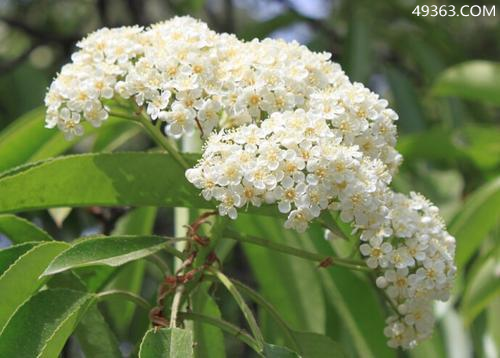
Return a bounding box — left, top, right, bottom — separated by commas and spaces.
108, 111, 136, 122
169, 284, 185, 328
224, 229, 369, 272
179, 312, 261, 354
230, 278, 301, 353
108, 108, 189, 174
97, 290, 151, 311
136, 112, 190, 170
208, 268, 265, 350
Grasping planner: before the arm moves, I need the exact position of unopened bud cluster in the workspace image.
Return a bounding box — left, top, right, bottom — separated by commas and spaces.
45, 16, 455, 349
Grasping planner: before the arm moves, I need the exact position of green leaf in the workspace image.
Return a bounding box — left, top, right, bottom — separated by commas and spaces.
397, 128, 461, 163
0, 152, 206, 214
317, 270, 391, 358
450, 176, 500, 268
293, 331, 345, 358
0, 107, 50, 173
75, 304, 122, 358
42, 263, 123, 358
0, 289, 94, 358
263, 343, 300, 358
211, 268, 265, 349
432, 61, 500, 106
76, 265, 118, 292
461, 253, 500, 324
0, 214, 52, 243
192, 282, 226, 358
386, 67, 426, 133
310, 233, 394, 358
233, 215, 326, 335
345, 7, 372, 83
43, 235, 177, 276
0, 152, 279, 217
105, 207, 157, 338
92, 121, 141, 152
458, 125, 500, 171
487, 297, 500, 352
0, 242, 37, 275
0, 107, 126, 172
0, 241, 68, 331
139, 327, 194, 358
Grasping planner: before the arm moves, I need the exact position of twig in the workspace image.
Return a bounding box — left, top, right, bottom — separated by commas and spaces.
169, 284, 185, 328
136, 111, 190, 170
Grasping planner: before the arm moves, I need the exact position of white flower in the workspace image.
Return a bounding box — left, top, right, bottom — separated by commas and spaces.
159, 102, 195, 138
360, 236, 392, 268
57, 108, 84, 140
384, 268, 409, 299
215, 189, 242, 220
274, 177, 307, 214
84, 101, 108, 127
284, 208, 313, 233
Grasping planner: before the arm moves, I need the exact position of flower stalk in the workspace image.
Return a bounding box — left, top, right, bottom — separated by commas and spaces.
224, 229, 369, 272
136, 111, 190, 170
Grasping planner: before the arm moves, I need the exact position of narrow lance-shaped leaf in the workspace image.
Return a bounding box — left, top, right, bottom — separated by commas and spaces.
345, 6, 372, 83
0, 242, 37, 275
139, 327, 194, 358
192, 282, 226, 358
234, 277, 346, 358
310, 225, 394, 358
45, 263, 122, 358
0, 152, 204, 213
461, 253, 500, 324
385, 67, 426, 133
292, 331, 346, 358
233, 215, 326, 336
75, 304, 123, 358
263, 343, 300, 358
43, 235, 182, 276
0, 241, 69, 331
0, 289, 94, 358
105, 207, 157, 339
0, 107, 127, 173
450, 176, 500, 268
0, 214, 52, 243
0, 153, 279, 216
0, 107, 50, 173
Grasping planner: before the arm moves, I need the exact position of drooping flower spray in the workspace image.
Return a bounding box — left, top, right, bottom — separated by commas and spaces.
45, 16, 455, 349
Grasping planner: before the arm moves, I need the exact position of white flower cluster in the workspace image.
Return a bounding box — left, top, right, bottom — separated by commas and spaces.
187, 110, 456, 349
186, 109, 391, 231
45, 16, 455, 349
45, 17, 401, 172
